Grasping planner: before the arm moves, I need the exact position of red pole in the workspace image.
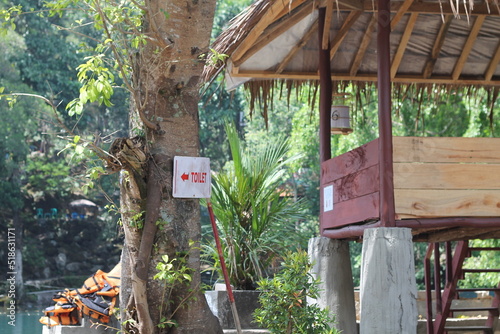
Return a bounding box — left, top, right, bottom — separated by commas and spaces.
318, 6, 332, 234
318, 6, 332, 164
433, 243, 443, 315
424, 243, 435, 333
207, 200, 242, 333
377, 0, 396, 227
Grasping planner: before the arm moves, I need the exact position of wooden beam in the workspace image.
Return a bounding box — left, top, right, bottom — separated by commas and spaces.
391, 12, 418, 78
232, 0, 304, 66
473, 230, 500, 240
318, 6, 332, 164
452, 15, 485, 81
334, 0, 364, 11
485, 39, 500, 81
275, 0, 311, 18
231, 69, 500, 86
426, 228, 500, 243
423, 15, 453, 79
322, 0, 335, 50
329, 10, 363, 60
401, 217, 500, 229
356, 1, 500, 16
390, 0, 415, 31
276, 21, 318, 73
350, 13, 377, 76
233, 1, 316, 67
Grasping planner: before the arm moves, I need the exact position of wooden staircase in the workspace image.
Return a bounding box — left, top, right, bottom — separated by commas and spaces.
425, 240, 500, 334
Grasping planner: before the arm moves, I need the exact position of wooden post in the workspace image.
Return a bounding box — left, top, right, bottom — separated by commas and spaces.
424, 244, 435, 334
319, 5, 332, 235
377, 0, 396, 227
434, 243, 443, 315
316, 8, 357, 334
318, 6, 332, 164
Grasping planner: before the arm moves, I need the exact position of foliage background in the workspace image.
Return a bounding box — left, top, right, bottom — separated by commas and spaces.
0, 0, 499, 302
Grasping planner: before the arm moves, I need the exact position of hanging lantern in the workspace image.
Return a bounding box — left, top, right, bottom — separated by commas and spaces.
331, 94, 353, 135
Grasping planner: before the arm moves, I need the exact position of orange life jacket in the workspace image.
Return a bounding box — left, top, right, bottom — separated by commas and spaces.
39, 302, 80, 327
74, 292, 116, 323
39, 263, 121, 327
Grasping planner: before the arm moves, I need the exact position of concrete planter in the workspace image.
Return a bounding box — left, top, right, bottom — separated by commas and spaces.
205, 290, 261, 329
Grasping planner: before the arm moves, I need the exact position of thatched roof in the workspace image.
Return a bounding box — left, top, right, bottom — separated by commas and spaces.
203, 0, 500, 106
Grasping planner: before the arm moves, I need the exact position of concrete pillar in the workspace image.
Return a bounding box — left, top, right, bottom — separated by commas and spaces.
308, 237, 357, 334
360, 228, 417, 334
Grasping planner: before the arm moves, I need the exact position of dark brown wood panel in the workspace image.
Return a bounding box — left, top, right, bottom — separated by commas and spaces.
321, 191, 379, 229
321, 138, 379, 182
332, 164, 379, 203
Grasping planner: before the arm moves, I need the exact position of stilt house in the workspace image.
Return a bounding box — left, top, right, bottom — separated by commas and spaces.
203, 0, 500, 332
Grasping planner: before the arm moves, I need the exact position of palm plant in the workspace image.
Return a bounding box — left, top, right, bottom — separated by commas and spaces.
205, 122, 307, 290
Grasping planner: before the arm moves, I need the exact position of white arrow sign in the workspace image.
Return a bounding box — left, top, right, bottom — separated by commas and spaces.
173, 156, 211, 198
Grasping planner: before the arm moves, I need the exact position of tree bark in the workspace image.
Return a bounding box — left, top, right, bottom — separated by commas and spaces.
118, 1, 222, 333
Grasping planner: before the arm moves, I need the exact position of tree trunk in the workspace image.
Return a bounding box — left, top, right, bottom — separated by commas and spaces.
118, 1, 222, 333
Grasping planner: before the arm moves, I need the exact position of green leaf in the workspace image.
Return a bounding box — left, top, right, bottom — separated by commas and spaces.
66, 99, 83, 116
74, 145, 84, 155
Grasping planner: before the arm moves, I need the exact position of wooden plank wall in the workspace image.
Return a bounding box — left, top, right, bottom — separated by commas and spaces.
321, 136, 500, 230
393, 137, 500, 219
321, 138, 380, 229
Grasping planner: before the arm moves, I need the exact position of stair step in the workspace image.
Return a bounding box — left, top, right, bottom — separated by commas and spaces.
463, 269, 500, 273
469, 247, 500, 252
450, 306, 499, 312
444, 325, 493, 333
456, 288, 500, 292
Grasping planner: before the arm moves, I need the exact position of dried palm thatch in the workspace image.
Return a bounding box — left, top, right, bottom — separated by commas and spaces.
202, 0, 271, 84
202, 0, 500, 118
448, 0, 500, 20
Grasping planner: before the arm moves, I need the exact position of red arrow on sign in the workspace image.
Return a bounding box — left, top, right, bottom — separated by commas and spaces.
181, 173, 189, 181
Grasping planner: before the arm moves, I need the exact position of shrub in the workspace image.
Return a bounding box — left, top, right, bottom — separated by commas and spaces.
253, 250, 340, 334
